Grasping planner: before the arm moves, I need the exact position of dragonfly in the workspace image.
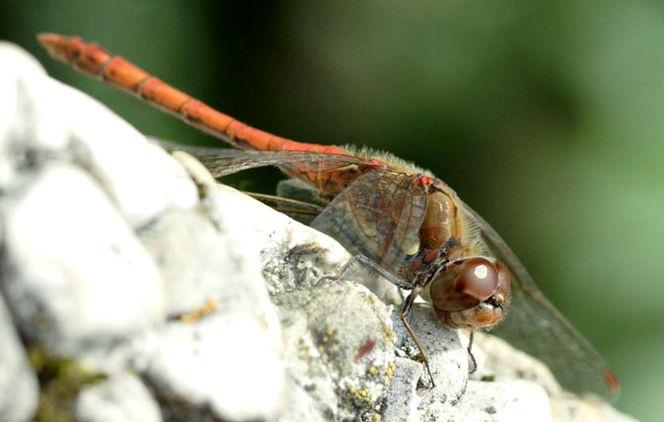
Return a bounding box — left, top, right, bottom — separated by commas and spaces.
37, 33, 619, 401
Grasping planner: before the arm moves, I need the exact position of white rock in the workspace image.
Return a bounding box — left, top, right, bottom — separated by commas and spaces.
139, 209, 271, 316
464, 332, 636, 422
139, 179, 396, 421
139, 178, 286, 335
192, 182, 397, 421
276, 280, 396, 422
204, 184, 352, 295
0, 43, 70, 190
275, 315, 337, 422
0, 294, 39, 422
392, 304, 469, 420
0, 42, 199, 229
74, 373, 162, 422
138, 184, 281, 326
1, 163, 166, 355
389, 305, 557, 421
382, 357, 422, 422
551, 396, 640, 422
455, 379, 552, 422
470, 331, 563, 397
57, 82, 200, 227
143, 311, 286, 422
136, 181, 288, 421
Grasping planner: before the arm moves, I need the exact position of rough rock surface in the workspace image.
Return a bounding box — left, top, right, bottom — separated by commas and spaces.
0, 42, 639, 422
0, 294, 39, 422
74, 374, 162, 422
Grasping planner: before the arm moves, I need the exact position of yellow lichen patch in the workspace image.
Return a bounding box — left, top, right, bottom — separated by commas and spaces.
178, 298, 218, 322
297, 339, 310, 361
372, 414, 382, 421
381, 325, 395, 343
385, 361, 396, 378
368, 365, 377, 375
348, 387, 357, 394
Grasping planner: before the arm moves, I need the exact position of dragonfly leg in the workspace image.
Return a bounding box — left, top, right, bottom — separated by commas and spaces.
400, 286, 436, 388
315, 254, 362, 285
467, 330, 477, 374
316, 254, 414, 290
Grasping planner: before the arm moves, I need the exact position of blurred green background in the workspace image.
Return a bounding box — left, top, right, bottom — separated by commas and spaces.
2, 1, 662, 420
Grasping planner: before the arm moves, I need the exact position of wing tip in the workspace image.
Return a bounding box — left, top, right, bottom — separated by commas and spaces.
602, 367, 621, 401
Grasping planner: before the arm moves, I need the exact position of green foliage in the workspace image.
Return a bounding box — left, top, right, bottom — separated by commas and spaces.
28, 348, 106, 422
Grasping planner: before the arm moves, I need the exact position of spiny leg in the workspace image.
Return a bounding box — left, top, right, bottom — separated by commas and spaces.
467, 330, 477, 374
316, 254, 414, 290
400, 286, 436, 388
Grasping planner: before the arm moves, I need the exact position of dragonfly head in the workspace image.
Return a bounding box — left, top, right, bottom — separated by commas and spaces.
429, 257, 511, 329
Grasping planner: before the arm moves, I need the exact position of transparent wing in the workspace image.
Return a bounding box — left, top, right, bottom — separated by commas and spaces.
461, 201, 619, 401
311, 169, 427, 282
158, 141, 371, 178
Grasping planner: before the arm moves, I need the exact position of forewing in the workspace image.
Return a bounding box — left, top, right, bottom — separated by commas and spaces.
311, 169, 427, 282
461, 202, 619, 401
159, 142, 370, 178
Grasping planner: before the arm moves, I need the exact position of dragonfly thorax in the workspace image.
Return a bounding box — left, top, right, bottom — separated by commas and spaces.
420, 190, 459, 250
410, 184, 483, 269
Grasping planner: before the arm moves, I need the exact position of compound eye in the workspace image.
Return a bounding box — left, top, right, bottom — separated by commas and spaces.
429, 257, 499, 312
496, 260, 511, 298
